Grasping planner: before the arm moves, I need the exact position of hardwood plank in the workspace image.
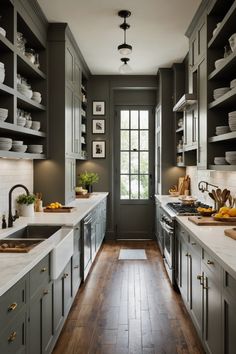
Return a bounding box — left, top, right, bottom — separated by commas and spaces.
53, 241, 204, 354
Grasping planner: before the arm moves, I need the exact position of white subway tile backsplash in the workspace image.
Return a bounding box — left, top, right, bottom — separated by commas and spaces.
0, 160, 33, 217
187, 166, 236, 207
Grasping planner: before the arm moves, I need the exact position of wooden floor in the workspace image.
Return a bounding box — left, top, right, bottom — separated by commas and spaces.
53, 241, 205, 354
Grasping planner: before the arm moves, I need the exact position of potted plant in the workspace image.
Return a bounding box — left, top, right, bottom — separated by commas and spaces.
77, 171, 99, 193
16, 193, 36, 217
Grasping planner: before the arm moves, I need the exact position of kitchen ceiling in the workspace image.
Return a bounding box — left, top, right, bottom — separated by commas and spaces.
38, 0, 201, 75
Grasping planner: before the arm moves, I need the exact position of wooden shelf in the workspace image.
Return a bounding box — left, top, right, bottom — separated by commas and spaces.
208, 51, 236, 80
208, 2, 236, 49
184, 144, 197, 152
17, 51, 46, 80
0, 150, 46, 159
208, 0, 234, 16
0, 34, 14, 52
209, 131, 236, 143
0, 121, 46, 137
209, 87, 236, 108
173, 94, 197, 112
0, 83, 14, 96
17, 93, 46, 111
209, 164, 236, 171
176, 127, 184, 133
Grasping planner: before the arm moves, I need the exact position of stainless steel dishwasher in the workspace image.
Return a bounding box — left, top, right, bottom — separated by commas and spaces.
82, 211, 96, 281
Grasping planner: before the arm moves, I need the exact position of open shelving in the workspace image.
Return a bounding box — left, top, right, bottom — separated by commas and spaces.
0, 0, 48, 159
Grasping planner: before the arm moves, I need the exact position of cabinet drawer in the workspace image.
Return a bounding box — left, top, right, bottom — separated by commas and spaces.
224, 271, 236, 298
203, 249, 221, 281
176, 222, 189, 243
189, 235, 202, 256
0, 277, 26, 331
30, 255, 50, 298
0, 310, 26, 354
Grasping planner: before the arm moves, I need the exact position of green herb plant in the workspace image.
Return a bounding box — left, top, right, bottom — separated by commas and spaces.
77, 171, 99, 188
16, 194, 36, 205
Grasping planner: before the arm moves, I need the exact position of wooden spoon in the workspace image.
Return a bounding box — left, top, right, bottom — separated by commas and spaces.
209, 192, 217, 210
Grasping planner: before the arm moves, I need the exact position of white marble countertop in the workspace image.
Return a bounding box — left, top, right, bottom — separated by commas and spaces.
0, 192, 108, 296
155, 194, 236, 279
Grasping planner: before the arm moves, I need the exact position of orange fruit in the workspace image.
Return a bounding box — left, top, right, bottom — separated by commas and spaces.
228, 208, 236, 217
219, 207, 230, 215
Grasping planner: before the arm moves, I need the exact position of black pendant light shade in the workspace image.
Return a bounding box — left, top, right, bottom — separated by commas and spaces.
118, 10, 132, 55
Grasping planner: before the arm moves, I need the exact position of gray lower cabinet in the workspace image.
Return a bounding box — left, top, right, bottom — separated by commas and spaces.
176, 224, 189, 303
222, 272, 236, 354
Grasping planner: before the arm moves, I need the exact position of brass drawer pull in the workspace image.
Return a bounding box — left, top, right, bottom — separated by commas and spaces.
43, 290, 49, 295
8, 302, 17, 312
41, 267, 47, 273
197, 275, 203, 286
8, 331, 17, 343
63, 273, 69, 278
207, 260, 214, 265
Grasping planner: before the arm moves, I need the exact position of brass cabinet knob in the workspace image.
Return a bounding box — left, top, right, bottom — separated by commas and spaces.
207, 260, 214, 265
8, 331, 17, 342
41, 267, 47, 272
8, 302, 17, 312
43, 290, 49, 295
63, 273, 69, 278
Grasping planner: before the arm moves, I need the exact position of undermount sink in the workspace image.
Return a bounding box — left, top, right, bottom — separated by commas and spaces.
6, 225, 62, 239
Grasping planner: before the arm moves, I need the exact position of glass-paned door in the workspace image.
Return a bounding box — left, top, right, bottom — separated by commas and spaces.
115, 106, 155, 239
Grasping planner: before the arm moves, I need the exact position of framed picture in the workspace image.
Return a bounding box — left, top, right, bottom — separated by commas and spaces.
93, 101, 105, 115
92, 119, 105, 134
92, 140, 106, 158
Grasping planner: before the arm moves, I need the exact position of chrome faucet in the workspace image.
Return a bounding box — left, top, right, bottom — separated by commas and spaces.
8, 184, 29, 227
198, 181, 218, 193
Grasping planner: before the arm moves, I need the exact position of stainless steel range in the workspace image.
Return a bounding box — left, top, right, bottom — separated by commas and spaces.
159, 201, 210, 285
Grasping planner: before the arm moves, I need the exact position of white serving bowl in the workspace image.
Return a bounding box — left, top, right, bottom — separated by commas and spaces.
12, 140, 23, 145
11, 144, 27, 153
31, 121, 40, 131
0, 137, 12, 143
215, 58, 225, 69
0, 27, 6, 37
17, 117, 26, 126
226, 151, 236, 157
229, 33, 236, 52
27, 144, 43, 154
25, 120, 32, 129
214, 157, 227, 165
0, 142, 12, 151
32, 95, 42, 104
18, 89, 33, 99
225, 158, 236, 165
228, 111, 236, 117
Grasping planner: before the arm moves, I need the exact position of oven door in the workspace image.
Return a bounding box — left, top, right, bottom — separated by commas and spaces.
160, 220, 175, 284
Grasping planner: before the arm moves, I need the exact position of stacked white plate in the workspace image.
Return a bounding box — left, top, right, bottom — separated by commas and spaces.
0, 62, 5, 84
17, 84, 33, 99
228, 111, 236, 131
31, 121, 40, 131
0, 137, 12, 151
214, 157, 227, 165
17, 116, 26, 127
230, 79, 236, 89
215, 58, 225, 69
215, 126, 230, 135
0, 108, 8, 122
213, 87, 230, 100
0, 27, 6, 37
27, 145, 43, 154
225, 151, 236, 165
32, 92, 42, 104
11, 140, 27, 153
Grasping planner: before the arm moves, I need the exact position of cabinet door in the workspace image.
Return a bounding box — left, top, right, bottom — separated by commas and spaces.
197, 58, 207, 169
66, 45, 74, 86
179, 234, 189, 304
222, 294, 236, 354
73, 94, 81, 156
72, 253, 81, 297
29, 283, 53, 354
53, 275, 63, 335
189, 248, 203, 336
63, 260, 72, 316
0, 312, 26, 354
74, 59, 81, 91
65, 86, 74, 156
203, 265, 222, 354
65, 158, 76, 203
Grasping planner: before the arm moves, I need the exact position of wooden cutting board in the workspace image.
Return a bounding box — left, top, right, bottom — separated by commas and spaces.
76, 194, 90, 199
224, 228, 236, 240
188, 216, 236, 226
44, 207, 75, 213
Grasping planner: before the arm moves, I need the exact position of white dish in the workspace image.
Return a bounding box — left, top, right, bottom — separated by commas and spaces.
0, 108, 8, 118
12, 140, 23, 145
0, 72, 5, 84
0, 143, 12, 151
32, 96, 42, 104
0, 137, 12, 143
0, 116, 7, 122
25, 120, 32, 129
230, 79, 236, 89
212, 22, 221, 37
31, 121, 40, 131
229, 33, 236, 52
0, 27, 6, 37
17, 117, 26, 127
215, 58, 225, 69
11, 145, 27, 153
27, 144, 43, 154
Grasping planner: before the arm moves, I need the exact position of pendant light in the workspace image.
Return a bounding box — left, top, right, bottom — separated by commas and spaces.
119, 58, 132, 74
118, 10, 132, 55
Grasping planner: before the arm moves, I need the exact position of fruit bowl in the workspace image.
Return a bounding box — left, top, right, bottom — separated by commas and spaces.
212, 214, 236, 222
197, 208, 216, 217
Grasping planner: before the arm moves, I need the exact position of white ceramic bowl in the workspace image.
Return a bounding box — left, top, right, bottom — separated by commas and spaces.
0, 142, 12, 151
214, 87, 230, 93
0, 137, 12, 143
17, 117, 26, 126
215, 58, 225, 69
214, 157, 227, 165
25, 120, 32, 129
229, 33, 236, 52
0, 27, 6, 37
27, 144, 43, 154
228, 111, 236, 117
32, 96, 42, 104
18, 89, 33, 99
31, 121, 40, 131
0, 108, 8, 118
0, 116, 7, 122
0, 71, 5, 84
11, 145, 27, 153
12, 140, 23, 145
